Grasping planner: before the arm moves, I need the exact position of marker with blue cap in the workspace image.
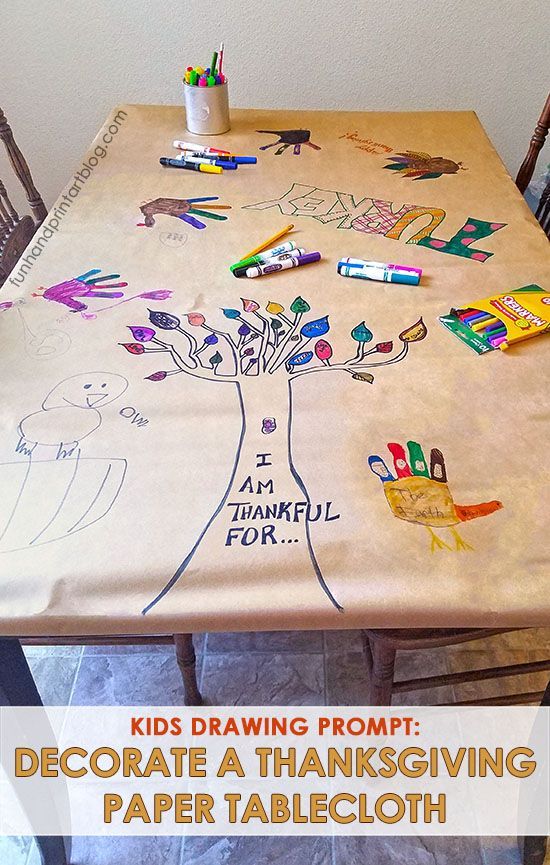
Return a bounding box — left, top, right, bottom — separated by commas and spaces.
338, 258, 422, 286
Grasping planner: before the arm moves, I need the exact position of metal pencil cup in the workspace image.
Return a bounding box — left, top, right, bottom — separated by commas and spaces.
183, 82, 230, 135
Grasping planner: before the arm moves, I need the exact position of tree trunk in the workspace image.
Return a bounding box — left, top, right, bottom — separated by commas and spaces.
143, 375, 342, 614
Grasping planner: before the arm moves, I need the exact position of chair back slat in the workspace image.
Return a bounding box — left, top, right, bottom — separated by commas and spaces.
0, 109, 47, 287
516, 93, 550, 193
0, 179, 19, 225
0, 108, 47, 225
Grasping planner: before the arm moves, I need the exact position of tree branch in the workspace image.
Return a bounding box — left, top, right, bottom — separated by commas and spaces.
156, 344, 238, 383
290, 343, 409, 378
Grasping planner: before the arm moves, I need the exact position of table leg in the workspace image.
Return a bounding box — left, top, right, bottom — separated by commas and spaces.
174, 634, 202, 706
0, 638, 69, 865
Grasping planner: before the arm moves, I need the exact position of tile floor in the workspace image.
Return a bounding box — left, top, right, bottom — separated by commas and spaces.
2, 628, 549, 864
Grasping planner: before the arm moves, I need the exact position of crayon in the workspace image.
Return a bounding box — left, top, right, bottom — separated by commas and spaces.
218, 42, 224, 75
244, 252, 321, 278
176, 154, 237, 170
337, 258, 422, 286
230, 241, 297, 272
198, 76, 207, 87
207, 76, 216, 86
233, 248, 306, 278
483, 327, 506, 339
159, 157, 222, 174
457, 309, 476, 321
484, 320, 506, 333
211, 51, 218, 75
462, 311, 489, 325
241, 224, 295, 260
189, 70, 198, 86
173, 140, 231, 156
467, 314, 493, 330
471, 316, 499, 331
489, 334, 507, 347
195, 66, 205, 75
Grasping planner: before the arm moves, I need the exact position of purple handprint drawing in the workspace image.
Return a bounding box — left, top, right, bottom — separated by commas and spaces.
33, 269, 172, 319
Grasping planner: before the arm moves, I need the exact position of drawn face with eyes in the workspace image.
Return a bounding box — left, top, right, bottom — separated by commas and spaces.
42, 373, 128, 410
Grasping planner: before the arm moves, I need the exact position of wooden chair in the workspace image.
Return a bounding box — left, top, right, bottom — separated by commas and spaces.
0, 106, 47, 287
362, 628, 550, 706
516, 93, 550, 236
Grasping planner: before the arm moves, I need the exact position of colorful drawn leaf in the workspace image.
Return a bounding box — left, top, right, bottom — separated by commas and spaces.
290, 296, 311, 314
376, 341, 393, 353
145, 371, 167, 381
352, 372, 374, 383
351, 321, 373, 343
270, 318, 282, 330
300, 315, 330, 338
187, 313, 205, 327
209, 351, 223, 366
238, 323, 251, 336
128, 326, 156, 342
243, 347, 254, 356
241, 298, 259, 313
314, 339, 333, 360
266, 301, 284, 315
204, 333, 218, 345
287, 350, 313, 367
399, 317, 427, 342
140, 290, 172, 300
120, 342, 145, 355
222, 308, 240, 319
148, 309, 180, 329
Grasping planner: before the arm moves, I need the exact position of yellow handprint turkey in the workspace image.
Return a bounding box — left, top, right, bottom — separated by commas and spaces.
369, 441, 503, 551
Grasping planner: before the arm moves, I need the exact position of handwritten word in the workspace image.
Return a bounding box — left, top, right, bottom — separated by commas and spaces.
339, 131, 393, 154
119, 406, 149, 428
244, 183, 506, 262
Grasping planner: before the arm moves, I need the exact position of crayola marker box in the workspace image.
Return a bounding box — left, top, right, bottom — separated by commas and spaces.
439, 284, 550, 354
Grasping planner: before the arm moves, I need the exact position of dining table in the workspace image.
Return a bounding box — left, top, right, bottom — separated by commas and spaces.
1, 108, 549, 863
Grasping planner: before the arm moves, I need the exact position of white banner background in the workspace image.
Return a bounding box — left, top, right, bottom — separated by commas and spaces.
1, 706, 548, 836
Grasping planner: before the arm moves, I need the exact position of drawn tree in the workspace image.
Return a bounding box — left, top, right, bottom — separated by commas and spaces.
120, 296, 427, 614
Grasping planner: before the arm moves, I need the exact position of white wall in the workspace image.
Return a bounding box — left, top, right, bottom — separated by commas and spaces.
1, 0, 548, 208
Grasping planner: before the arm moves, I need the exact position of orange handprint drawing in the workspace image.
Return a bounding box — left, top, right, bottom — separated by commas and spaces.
369, 441, 503, 551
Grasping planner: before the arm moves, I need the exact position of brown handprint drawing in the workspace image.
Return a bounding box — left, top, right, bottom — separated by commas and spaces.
257, 129, 321, 156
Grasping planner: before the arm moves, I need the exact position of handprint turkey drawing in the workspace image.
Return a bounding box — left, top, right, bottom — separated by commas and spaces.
369, 441, 503, 551
33, 268, 172, 319
257, 129, 321, 156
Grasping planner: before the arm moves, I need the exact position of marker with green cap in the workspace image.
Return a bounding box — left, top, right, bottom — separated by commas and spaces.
229, 241, 297, 273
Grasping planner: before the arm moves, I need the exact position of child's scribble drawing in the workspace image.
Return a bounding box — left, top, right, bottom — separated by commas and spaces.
257, 129, 321, 156
369, 441, 503, 551
138, 197, 231, 231
120, 298, 427, 615
384, 152, 466, 180
245, 183, 506, 262
17, 372, 128, 460
33, 269, 172, 319
0, 372, 128, 552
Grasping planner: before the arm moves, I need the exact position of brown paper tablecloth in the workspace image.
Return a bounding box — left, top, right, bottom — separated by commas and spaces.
0, 105, 549, 636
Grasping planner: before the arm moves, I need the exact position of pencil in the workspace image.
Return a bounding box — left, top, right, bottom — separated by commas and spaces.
240, 224, 294, 260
